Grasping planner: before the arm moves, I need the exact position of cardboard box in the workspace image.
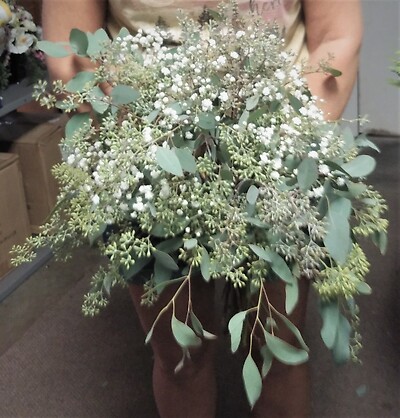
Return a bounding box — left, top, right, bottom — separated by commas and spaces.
0, 153, 31, 277
0, 116, 66, 233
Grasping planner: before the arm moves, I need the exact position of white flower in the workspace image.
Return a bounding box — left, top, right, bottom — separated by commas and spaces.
274, 69, 286, 81
201, 98, 213, 112
92, 194, 100, 205
270, 171, 280, 180
219, 91, 229, 102
262, 87, 270, 96
312, 186, 325, 198
259, 152, 269, 166
8, 28, 35, 54
132, 201, 145, 212
272, 158, 282, 170
67, 154, 76, 165
336, 177, 346, 186
308, 151, 319, 159
319, 164, 330, 175
230, 51, 239, 59
143, 127, 153, 142
161, 67, 170, 76
216, 55, 226, 66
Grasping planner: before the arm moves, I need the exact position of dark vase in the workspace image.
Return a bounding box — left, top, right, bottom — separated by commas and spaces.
8, 54, 27, 85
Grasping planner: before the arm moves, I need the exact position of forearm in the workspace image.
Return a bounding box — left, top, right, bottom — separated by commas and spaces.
302, 0, 363, 121
305, 38, 361, 120
42, 0, 106, 83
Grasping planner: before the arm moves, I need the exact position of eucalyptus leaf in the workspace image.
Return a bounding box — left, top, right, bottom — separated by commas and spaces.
246, 95, 260, 111
242, 355, 263, 409
200, 247, 211, 282
228, 310, 247, 353
70, 28, 89, 56
171, 315, 202, 348
273, 310, 309, 352
65, 71, 96, 93
117, 27, 130, 39
175, 147, 197, 173
260, 345, 274, 378
285, 280, 299, 315
174, 350, 187, 374
190, 311, 217, 340
145, 321, 156, 344
154, 250, 179, 271
372, 230, 388, 255
323, 66, 342, 77
102, 274, 113, 296
342, 155, 376, 178
156, 237, 183, 253
346, 181, 367, 198
184, 238, 198, 250
332, 314, 351, 364
355, 135, 381, 153
320, 301, 340, 349
111, 85, 140, 105
245, 217, 269, 228
190, 310, 204, 337
65, 113, 91, 140
156, 147, 183, 177
323, 197, 352, 264
37, 40, 70, 57
197, 112, 216, 130
122, 257, 151, 281
265, 332, 309, 365
153, 260, 173, 286
87, 28, 110, 56
268, 251, 294, 284
297, 157, 319, 192
246, 185, 259, 205
288, 93, 303, 114
239, 109, 249, 126
88, 86, 109, 114
146, 109, 160, 123
249, 244, 272, 263
342, 127, 355, 152
356, 281, 372, 295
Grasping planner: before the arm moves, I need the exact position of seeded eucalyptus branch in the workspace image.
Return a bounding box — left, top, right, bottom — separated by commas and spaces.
12, 1, 387, 408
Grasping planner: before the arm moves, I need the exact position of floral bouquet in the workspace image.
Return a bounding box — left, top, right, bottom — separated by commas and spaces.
12, 2, 387, 407
0, 0, 45, 91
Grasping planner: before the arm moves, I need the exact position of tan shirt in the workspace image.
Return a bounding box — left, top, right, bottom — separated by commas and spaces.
107, 0, 308, 63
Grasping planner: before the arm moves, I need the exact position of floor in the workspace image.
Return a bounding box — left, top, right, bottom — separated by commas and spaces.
0, 136, 399, 418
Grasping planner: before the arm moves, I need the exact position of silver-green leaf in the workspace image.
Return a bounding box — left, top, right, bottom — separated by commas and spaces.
242, 354, 262, 409
228, 311, 247, 353
171, 315, 202, 348
156, 147, 184, 177
265, 332, 309, 365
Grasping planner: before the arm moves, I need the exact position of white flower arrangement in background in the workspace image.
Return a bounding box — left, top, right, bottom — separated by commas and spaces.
0, 0, 45, 91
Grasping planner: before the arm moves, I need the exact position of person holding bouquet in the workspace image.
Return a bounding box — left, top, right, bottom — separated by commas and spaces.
40, 1, 363, 417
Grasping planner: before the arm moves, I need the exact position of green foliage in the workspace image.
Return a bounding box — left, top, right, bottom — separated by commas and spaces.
14, 1, 388, 408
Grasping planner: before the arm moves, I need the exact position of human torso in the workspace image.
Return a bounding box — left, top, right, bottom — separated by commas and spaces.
107, 0, 307, 62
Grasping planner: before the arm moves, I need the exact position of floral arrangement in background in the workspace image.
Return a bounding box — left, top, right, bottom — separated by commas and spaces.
0, 0, 45, 91
12, 1, 387, 408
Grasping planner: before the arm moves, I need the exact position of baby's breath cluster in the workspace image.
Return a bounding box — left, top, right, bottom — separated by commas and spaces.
14, 2, 387, 401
